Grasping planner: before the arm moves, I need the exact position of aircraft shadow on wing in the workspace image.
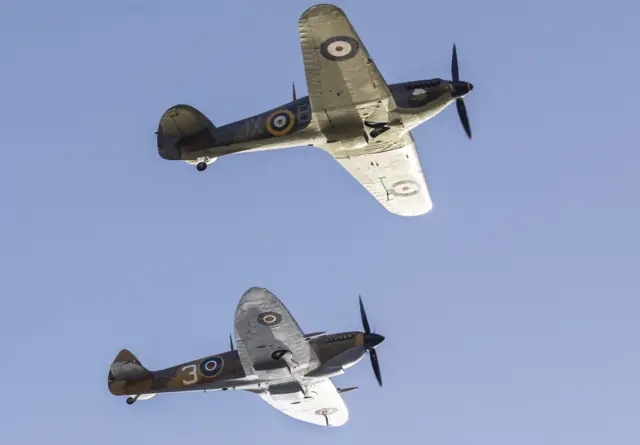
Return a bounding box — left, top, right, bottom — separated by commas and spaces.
156, 3, 474, 217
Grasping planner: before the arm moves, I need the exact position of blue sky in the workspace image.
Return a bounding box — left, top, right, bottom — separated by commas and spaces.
1, 0, 639, 443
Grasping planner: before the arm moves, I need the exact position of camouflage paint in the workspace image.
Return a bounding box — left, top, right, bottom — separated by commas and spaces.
108, 349, 247, 396
157, 98, 313, 160
107, 332, 366, 397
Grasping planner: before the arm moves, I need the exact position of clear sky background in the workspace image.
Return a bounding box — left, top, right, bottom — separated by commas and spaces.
1, 0, 638, 443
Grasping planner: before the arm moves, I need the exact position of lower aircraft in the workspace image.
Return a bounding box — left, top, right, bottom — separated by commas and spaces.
108, 287, 385, 427
157, 3, 474, 217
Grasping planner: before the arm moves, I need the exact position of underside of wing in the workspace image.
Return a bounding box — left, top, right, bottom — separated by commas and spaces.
332, 132, 433, 216
298, 4, 396, 131
234, 287, 320, 380
259, 379, 348, 427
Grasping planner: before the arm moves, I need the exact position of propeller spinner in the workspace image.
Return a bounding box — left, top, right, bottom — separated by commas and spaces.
359, 295, 385, 387
450, 43, 473, 139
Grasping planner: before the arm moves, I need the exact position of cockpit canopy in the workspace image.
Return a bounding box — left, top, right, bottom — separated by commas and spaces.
405, 78, 444, 90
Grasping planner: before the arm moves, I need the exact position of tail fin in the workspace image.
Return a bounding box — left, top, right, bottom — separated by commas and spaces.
108, 349, 152, 395
157, 104, 217, 160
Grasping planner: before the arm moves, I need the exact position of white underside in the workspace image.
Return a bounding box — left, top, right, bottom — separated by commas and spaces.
258, 379, 349, 427
184, 156, 218, 166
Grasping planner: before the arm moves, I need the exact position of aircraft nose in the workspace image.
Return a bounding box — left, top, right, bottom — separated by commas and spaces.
451, 81, 473, 98
364, 333, 385, 349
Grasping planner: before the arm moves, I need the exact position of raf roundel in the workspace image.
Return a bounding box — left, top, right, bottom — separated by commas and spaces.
198, 356, 224, 378
266, 109, 295, 136
315, 408, 338, 416
258, 311, 283, 326
320, 36, 359, 61
389, 180, 420, 197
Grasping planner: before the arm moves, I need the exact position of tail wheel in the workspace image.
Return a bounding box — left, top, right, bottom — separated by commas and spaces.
196, 162, 207, 172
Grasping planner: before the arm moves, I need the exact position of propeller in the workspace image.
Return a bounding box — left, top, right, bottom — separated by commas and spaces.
451, 43, 473, 140
359, 295, 384, 387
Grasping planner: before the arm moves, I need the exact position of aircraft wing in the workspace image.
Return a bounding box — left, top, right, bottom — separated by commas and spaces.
259, 378, 348, 427
331, 131, 433, 216
234, 287, 321, 380
298, 4, 396, 131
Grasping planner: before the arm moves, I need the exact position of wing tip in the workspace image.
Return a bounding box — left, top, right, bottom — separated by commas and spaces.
240, 286, 271, 301
238, 286, 285, 309
389, 202, 433, 217
299, 3, 346, 22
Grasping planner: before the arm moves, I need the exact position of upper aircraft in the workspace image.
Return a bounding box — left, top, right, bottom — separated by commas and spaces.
108, 287, 384, 427
157, 4, 474, 216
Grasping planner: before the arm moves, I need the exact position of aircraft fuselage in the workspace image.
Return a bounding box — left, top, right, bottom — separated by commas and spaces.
108, 331, 374, 397
157, 78, 464, 168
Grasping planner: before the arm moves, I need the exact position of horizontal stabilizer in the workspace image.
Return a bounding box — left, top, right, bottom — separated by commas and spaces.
157, 104, 216, 160
108, 349, 154, 396
108, 349, 151, 382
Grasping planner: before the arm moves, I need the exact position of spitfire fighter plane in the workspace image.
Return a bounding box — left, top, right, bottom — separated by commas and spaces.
157, 4, 474, 217
108, 287, 384, 427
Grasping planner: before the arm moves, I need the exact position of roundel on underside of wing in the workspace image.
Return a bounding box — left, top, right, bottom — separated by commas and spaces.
198, 356, 224, 378
315, 408, 338, 416
257, 311, 283, 326
266, 109, 295, 136
389, 180, 420, 197
319, 36, 359, 61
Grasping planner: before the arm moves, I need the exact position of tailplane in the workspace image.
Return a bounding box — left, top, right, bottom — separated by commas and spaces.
157, 104, 217, 161
107, 349, 152, 395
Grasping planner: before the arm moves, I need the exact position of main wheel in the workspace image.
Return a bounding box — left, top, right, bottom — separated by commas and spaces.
196, 162, 208, 172
126, 397, 136, 405
271, 349, 288, 360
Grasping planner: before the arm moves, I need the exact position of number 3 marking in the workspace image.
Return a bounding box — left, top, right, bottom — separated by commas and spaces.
182, 364, 197, 385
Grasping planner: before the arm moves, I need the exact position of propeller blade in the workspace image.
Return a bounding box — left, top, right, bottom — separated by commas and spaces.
451, 43, 459, 82
369, 349, 383, 387
456, 98, 472, 139
359, 295, 371, 334
229, 334, 234, 351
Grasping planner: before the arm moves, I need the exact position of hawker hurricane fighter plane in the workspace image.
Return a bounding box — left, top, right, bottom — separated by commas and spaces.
157, 3, 474, 216
108, 287, 385, 427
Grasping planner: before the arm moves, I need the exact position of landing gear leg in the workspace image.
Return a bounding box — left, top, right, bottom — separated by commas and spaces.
196, 162, 208, 172
369, 126, 390, 139
364, 122, 391, 139
126, 395, 140, 405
